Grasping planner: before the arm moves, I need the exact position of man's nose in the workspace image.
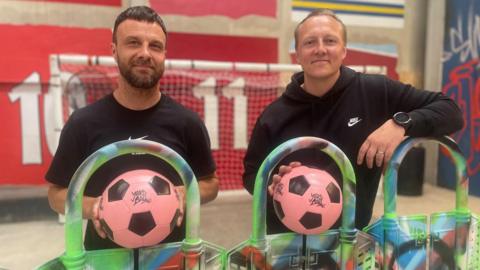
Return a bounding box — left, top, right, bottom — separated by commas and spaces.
314, 41, 327, 54
138, 42, 152, 58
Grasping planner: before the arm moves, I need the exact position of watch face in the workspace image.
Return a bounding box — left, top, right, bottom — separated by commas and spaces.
394, 112, 411, 125
395, 113, 410, 123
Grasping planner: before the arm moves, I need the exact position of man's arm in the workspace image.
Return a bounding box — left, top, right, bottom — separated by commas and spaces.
173, 172, 218, 227
47, 183, 98, 219
47, 183, 107, 238
198, 172, 219, 204
385, 79, 464, 137
357, 80, 464, 168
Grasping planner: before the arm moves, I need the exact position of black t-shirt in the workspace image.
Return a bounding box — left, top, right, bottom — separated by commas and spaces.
46, 93, 216, 250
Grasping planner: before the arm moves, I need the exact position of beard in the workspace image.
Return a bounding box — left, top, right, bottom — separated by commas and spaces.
118, 57, 164, 90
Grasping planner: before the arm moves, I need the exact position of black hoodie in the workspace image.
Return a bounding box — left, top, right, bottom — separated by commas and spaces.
243, 65, 463, 233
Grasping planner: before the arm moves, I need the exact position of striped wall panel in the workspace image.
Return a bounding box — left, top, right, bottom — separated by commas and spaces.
292, 0, 405, 28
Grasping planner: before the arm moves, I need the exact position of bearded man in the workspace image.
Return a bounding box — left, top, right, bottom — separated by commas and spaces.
46, 6, 218, 250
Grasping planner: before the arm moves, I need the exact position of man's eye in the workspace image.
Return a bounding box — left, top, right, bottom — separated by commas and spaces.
151, 44, 164, 50
304, 40, 314, 46
325, 39, 336, 44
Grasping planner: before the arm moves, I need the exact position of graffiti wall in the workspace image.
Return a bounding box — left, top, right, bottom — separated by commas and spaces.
440, 0, 480, 196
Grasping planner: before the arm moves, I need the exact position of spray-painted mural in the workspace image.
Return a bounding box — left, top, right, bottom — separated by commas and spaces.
440, 0, 480, 196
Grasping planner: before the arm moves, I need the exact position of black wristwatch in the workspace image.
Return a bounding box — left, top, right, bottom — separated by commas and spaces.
393, 112, 412, 131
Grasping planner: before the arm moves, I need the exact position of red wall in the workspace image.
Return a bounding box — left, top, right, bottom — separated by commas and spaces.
168, 33, 277, 62
0, 25, 112, 185
151, 0, 277, 18
19, 0, 121, 6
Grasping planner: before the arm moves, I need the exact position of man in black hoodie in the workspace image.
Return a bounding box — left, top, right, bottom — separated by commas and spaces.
242, 9, 463, 233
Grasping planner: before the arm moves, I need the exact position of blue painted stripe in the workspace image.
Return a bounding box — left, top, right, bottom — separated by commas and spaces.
293, 0, 404, 9
293, 6, 404, 18
292, 0, 404, 17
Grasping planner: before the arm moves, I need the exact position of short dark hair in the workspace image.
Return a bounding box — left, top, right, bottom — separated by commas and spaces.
294, 9, 347, 49
112, 6, 167, 44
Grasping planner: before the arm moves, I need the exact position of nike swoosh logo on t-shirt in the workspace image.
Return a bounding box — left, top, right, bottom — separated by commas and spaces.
347, 117, 362, 127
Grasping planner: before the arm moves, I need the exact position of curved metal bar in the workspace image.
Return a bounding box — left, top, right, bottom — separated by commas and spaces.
250, 136, 357, 246
62, 140, 201, 267
383, 136, 469, 218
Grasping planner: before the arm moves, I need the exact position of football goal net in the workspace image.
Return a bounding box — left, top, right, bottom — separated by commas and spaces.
49, 54, 386, 191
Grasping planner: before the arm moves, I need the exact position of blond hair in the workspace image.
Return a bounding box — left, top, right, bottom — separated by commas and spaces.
294, 9, 347, 49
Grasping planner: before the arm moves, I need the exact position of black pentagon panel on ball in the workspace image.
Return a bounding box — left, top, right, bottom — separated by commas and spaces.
150, 175, 171, 195
128, 211, 156, 236
108, 179, 130, 202
170, 208, 181, 232
299, 211, 322, 229
289, 175, 310, 196
99, 219, 114, 241
273, 200, 285, 220
326, 182, 341, 203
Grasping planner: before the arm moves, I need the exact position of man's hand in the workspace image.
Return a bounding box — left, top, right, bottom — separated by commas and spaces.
175, 186, 185, 226
268, 161, 302, 196
357, 119, 406, 168
91, 197, 107, 239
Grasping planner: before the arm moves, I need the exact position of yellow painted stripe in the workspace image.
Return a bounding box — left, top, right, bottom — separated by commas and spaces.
292, 1, 404, 15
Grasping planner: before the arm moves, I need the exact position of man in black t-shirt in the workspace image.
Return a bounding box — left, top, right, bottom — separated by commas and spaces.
46, 6, 218, 250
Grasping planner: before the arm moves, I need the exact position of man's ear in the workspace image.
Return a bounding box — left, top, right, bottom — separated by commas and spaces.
111, 43, 118, 63
341, 46, 347, 60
